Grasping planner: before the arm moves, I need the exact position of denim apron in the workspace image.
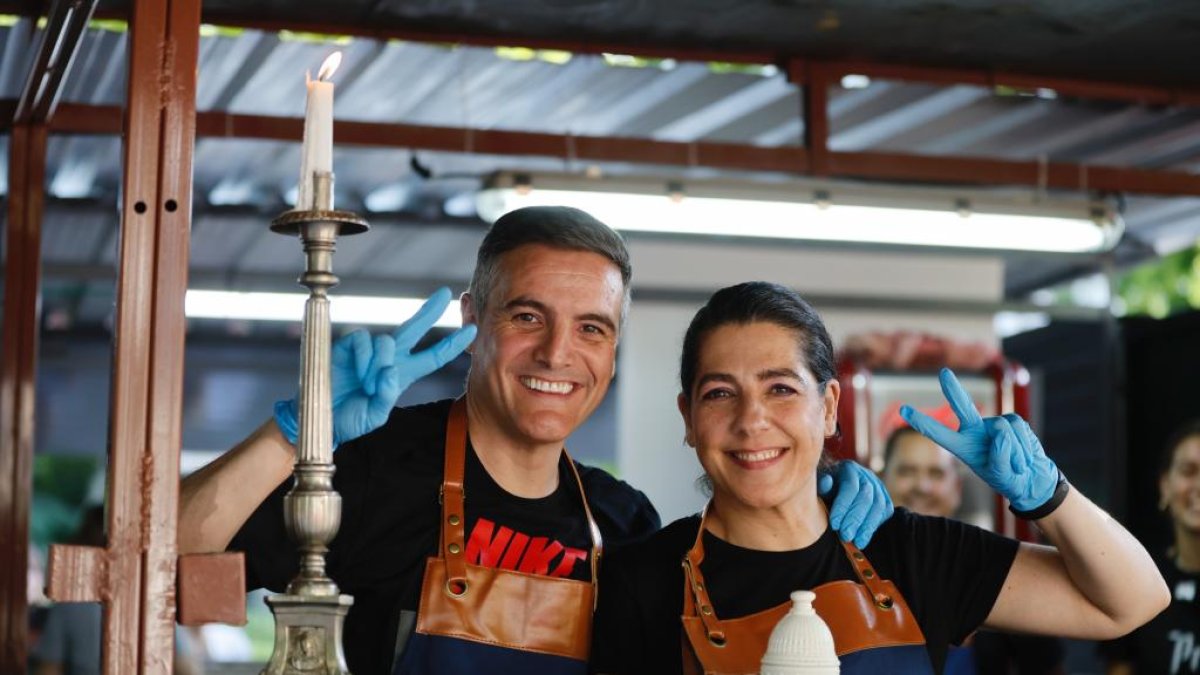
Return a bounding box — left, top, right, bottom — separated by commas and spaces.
680, 509, 935, 675
393, 399, 602, 675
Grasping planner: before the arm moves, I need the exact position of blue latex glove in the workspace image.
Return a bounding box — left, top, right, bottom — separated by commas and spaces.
819, 460, 894, 549
274, 287, 478, 447
900, 368, 1059, 513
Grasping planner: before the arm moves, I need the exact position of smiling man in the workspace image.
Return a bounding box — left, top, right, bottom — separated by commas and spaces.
178, 206, 891, 675
882, 424, 963, 519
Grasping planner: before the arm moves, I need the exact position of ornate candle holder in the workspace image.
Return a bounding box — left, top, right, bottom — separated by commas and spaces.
262, 171, 367, 675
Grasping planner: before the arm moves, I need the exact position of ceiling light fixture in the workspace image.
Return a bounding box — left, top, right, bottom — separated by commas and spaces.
475, 171, 1123, 254
184, 290, 462, 327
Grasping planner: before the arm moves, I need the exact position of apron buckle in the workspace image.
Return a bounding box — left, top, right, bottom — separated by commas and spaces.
445, 578, 469, 598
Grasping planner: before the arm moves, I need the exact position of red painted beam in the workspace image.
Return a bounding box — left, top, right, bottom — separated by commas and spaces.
56, 105, 808, 174
0, 121, 46, 675
827, 150, 1200, 195
48, 102, 1200, 197
806, 59, 1200, 107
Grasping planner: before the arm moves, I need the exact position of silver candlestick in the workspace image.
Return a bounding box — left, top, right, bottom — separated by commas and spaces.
262, 171, 368, 675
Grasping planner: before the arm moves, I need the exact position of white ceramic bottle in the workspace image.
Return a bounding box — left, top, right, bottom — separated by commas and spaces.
760, 590, 840, 675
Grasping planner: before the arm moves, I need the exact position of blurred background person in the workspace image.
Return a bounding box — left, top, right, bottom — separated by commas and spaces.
1102, 421, 1200, 675
883, 410, 1066, 675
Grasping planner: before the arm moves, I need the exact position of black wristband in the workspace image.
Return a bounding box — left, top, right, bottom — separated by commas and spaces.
1008, 470, 1070, 520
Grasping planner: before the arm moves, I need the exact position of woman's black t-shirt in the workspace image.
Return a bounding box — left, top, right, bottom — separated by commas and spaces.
590, 508, 1019, 675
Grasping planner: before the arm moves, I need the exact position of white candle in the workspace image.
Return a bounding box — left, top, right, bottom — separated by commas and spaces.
297, 51, 342, 210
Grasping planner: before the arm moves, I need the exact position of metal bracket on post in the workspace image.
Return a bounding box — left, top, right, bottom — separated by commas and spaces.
261, 170, 367, 675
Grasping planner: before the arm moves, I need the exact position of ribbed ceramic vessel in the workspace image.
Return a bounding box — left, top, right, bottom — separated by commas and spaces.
760, 590, 840, 675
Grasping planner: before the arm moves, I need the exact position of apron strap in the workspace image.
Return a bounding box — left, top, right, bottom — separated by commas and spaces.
680, 500, 897, 643
441, 398, 470, 594
837, 538, 895, 610
562, 453, 605, 599
439, 397, 604, 596
681, 503, 728, 646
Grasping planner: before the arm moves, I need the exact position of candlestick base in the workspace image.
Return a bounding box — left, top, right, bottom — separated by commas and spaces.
261, 593, 355, 675
270, 209, 369, 236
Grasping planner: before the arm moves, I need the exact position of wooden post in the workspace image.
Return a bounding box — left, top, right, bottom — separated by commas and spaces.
0, 121, 47, 675
43, 0, 203, 671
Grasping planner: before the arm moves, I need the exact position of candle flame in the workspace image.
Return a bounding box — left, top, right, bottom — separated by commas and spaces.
317, 51, 342, 82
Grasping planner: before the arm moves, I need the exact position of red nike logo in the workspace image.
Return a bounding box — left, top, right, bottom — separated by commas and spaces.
465, 517, 589, 578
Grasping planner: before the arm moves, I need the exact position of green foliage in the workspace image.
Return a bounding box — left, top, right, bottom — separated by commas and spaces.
87, 19, 128, 33
1117, 241, 1200, 318
30, 455, 98, 548
707, 62, 775, 76
34, 454, 96, 506
199, 24, 245, 38
495, 46, 572, 65
602, 53, 669, 69
279, 30, 353, 45
31, 493, 82, 548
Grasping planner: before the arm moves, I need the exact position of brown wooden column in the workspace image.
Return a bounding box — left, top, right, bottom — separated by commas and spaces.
1, 1, 101, 668
107, 0, 200, 668
0, 121, 47, 675
43, 0, 201, 671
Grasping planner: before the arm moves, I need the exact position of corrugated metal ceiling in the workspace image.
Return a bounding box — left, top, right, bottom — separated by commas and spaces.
1, 9, 1196, 328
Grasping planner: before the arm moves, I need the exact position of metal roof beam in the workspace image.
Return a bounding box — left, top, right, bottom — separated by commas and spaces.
14, 0, 100, 124
801, 60, 1200, 108
2, 101, 1193, 197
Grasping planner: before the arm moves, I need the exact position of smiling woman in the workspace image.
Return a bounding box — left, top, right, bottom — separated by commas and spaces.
1101, 422, 1200, 675
589, 282, 1169, 675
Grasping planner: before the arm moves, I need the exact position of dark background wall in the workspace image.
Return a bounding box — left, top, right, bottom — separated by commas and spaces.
1119, 311, 1200, 561
1004, 319, 1124, 516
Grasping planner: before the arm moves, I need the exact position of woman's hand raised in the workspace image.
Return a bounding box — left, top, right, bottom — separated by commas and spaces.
899, 368, 1061, 515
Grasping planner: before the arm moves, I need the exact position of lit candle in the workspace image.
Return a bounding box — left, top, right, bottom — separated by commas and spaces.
297, 51, 342, 210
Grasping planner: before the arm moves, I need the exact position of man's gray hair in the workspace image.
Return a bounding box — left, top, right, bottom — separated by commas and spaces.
469, 206, 633, 323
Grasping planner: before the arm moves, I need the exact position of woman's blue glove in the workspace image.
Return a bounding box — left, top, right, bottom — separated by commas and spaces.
274, 288, 478, 447
900, 367, 1059, 513
819, 460, 894, 549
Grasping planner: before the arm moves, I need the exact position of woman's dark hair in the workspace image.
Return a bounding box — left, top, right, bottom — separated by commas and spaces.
679, 281, 836, 401
1160, 420, 1200, 477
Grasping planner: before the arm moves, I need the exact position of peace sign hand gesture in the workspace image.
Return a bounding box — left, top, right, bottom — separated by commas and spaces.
899, 368, 1061, 514
274, 288, 477, 448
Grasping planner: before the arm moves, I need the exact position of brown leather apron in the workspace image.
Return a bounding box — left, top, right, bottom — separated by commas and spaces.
399, 398, 603, 674
680, 507, 932, 675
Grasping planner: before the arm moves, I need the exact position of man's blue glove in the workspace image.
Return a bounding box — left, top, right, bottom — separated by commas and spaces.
819, 460, 894, 549
274, 288, 478, 447
900, 368, 1060, 514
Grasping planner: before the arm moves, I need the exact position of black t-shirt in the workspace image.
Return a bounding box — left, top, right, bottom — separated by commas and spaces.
590, 508, 1019, 675
1100, 556, 1200, 674
230, 399, 661, 675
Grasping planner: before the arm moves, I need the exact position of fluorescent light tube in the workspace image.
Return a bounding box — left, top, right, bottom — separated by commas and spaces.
185, 290, 463, 327
476, 173, 1122, 254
